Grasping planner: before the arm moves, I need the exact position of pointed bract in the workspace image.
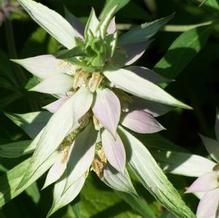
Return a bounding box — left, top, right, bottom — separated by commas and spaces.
85, 8, 99, 38
48, 175, 86, 217
42, 144, 73, 189
107, 17, 116, 34
122, 110, 165, 134
104, 68, 192, 109
64, 123, 97, 190
101, 130, 126, 173
103, 165, 136, 194
18, 0, 77, 49
93, 88, 121, 136
12, 55, 75, 80
31, 74, 74, 95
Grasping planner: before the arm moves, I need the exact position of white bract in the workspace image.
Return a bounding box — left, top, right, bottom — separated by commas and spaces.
13, 0, 194, 217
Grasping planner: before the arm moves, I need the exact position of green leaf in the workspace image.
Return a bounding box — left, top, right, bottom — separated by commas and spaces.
79, 175, 142, 218
99, 0, 130, 21
25, 182, 40, 203
0, 153, 57, 207
119, 14, 174, 45
200, 0, 219, 10
119, 127, 195, 218
117, 192, 157, 218
104, 68, 192, 109
0, 140, 33, 158
154, 25, 212, 79
17, 0, 77, 49
5, 111, 51, 138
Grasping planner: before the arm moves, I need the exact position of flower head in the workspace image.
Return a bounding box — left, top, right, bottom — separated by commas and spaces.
13, 0, 192, 216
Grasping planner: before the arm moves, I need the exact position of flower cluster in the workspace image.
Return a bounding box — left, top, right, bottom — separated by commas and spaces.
14, 0, 192, 216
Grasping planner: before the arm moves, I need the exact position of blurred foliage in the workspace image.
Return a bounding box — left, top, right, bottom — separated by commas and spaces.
0, 0, 219, 217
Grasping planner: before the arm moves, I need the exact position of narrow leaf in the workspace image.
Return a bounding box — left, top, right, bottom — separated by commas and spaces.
5, 111, 51, 138
119, 14, 174, 45
154, 26, 212, 79
119, 127, 195, 218
0, 140, 33, 158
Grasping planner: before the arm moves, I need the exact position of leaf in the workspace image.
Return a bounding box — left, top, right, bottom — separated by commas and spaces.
117, 192, 157, 218
119, 127, 196, 218
119, 14, 174, 45
154, 26, 212, 79
0, 153, 57, 207
152, 149, 216, 177
18, 87, 93, 190
0, 140, 33, 158
5, 111, 51, 138
99, 0, 130, 21
80, 175, 142, 218
200, 0, 219, 10
104, 68, 192, 109
25, 182, 40, 203
17, 0, 77, 49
